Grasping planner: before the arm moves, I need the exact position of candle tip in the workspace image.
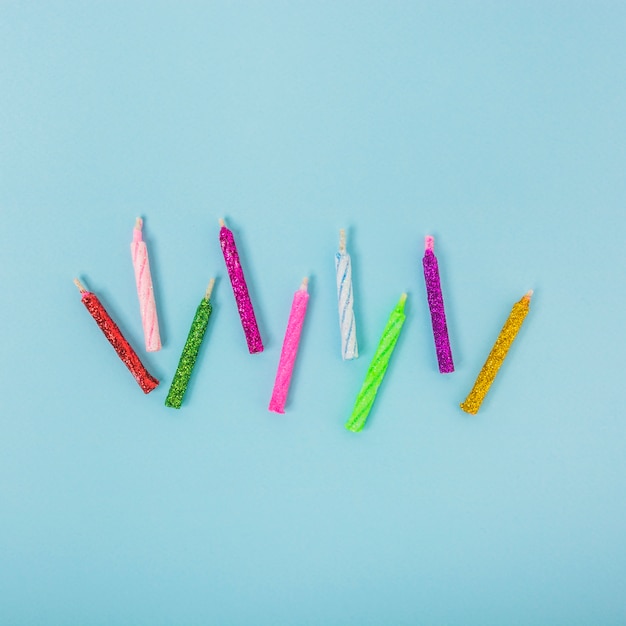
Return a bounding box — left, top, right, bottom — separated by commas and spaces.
135, 217, 143, 230
73, 277, 86, 293
524, 289, 534, 300
300, 277, 309, 291
399, 292, 407, 305
205, 278, 216, 300
339, 229, 346, 252
218, 218, 225, 228
425, 235, 434, 252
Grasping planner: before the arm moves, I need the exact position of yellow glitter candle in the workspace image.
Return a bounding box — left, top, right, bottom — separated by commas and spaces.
460, 290, 533, 415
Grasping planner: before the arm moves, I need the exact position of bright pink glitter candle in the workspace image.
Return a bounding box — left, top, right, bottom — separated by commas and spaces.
269, 278, 309, 414
219, 218, 264, 354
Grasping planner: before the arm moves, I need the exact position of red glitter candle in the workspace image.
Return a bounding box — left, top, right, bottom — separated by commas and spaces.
73, 278, 159, 394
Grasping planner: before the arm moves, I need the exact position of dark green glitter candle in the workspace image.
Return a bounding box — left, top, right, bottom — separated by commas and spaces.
165, 279, 215, 409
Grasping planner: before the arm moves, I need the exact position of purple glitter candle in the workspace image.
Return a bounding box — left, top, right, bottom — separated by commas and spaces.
219, 218, 264, 354
422, 236, 454, 373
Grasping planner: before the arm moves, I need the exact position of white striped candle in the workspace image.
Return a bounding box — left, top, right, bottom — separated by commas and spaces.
335, 229, 358, 360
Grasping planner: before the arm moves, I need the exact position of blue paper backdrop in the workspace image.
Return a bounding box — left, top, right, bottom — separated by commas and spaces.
1, 2, 625, 624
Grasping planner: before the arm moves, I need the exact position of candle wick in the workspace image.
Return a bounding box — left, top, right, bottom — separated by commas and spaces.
205, 278, 216, 300
135, 217, 143, 230
524, 289, 534, 301
218, 218, 226, 228
73, 277, 87, 293
300, 277, 309, 291
339, 229, 346, 253
425, 235, 435, 252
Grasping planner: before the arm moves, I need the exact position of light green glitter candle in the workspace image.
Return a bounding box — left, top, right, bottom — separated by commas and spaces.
165, 279, 215, 409
345, 293, 407, 432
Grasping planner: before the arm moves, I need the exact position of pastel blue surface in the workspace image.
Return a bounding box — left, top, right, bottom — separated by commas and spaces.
1, 2, 625, 624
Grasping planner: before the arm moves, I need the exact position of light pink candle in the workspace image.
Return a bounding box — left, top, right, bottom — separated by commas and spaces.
269, 278, 309, 414
130, 217, 161, 352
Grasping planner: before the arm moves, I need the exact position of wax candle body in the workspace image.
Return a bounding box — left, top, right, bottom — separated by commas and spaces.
335, 229, 358, 360
131, 218, 161, 352
219, 219, 263, 354
460, 291, 532, 414
346, 294, 407, 432
75, 280, 159, 394
269, 279, 309, 413
422, 236, 454, 373
165, 281, 215, 409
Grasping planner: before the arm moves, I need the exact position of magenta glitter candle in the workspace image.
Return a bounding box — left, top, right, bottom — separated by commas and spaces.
269, 278, 309, 413
422, 235, 454, 373
219, 218, 264, 354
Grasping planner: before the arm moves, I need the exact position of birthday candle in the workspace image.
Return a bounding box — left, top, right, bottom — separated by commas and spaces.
73, 278, 159, 394
460, 290, 533, 414
130, 217, 161, 352
335, 229, 358, 360
269, 278, 309, 414
422, 235, 454, 373
219, 218, 263, 354
165, 279, 215, 409
345, 294, 407, 432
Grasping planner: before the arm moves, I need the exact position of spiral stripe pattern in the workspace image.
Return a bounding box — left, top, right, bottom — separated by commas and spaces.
269, 284, 309, 413
345, 295, 406, 432
131, 221, 161, 352
336, 251, 358, 360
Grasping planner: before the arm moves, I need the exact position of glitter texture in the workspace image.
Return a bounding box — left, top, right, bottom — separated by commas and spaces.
345, 294, 407, 432
131, 217, 161, 352
460, 293, 532, 414
269, 279, 309, 413
335, 229, 358, 360
165, 294, 212, 409
81, 291, 159, 393
219, 223, 263, 354
423, 238, 454, 373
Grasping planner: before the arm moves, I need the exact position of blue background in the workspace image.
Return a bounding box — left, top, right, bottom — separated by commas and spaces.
1, 2, 625, 624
